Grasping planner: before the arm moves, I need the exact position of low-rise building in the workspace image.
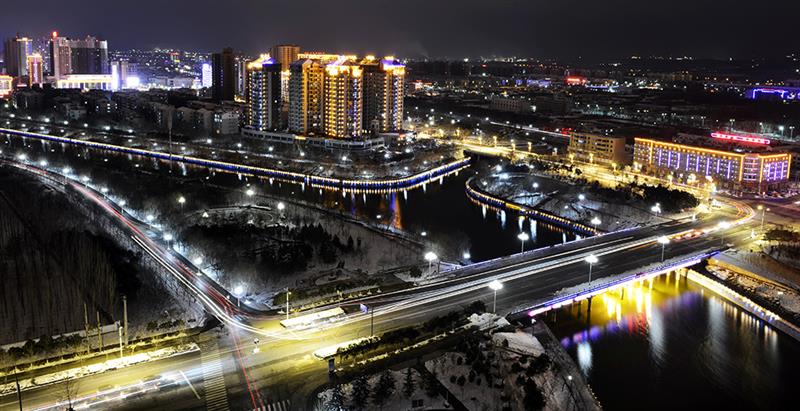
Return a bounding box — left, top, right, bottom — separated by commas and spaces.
0, 75, 14, 97
489, 96, 532, 113
634, 135, 792, 193
213, 109, 239, 135
567, 132, 629, 168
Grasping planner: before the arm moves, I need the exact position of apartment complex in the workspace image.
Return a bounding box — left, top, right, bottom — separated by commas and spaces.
634, 137, 791, 192
288, 57, 330, 135
361, 56, 405, 133
567, 132, 628, 167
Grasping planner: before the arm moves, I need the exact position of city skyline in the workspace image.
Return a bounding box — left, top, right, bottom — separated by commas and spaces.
1, 0, 799, 61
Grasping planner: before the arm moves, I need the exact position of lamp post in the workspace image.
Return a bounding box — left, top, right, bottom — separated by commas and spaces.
718, 221, 731, 245
177, 196, 186, 210
585, 255, 598, 284
517, 232, 529, 253
657, 236, 670, 262
424, 251, 438, 272
285, 288, 291, 321
488, 280, 503, 313
757, 205, 770, 233
163, 233, 173, 249
591, 217, 601, 233
233, 286, 243, 308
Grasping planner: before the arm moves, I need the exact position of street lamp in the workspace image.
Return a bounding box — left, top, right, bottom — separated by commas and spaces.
718, 221, 731, 245
591, 217, 601, 232
233, 285, 244, 307
585, 255, 598, 284
517, 232, 529, 253
578, 194, 586, 201
163, 233, 173, 249
657, 236, 670, 262
651, 204, 662, 215
424, 251, 438, 272
177, 196, 186, 209
488, 280, 503, 313
462, 251, 471, 260
757, 205, 770, 233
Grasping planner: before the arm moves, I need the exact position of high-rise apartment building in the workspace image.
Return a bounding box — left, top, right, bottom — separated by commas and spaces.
270, 44, 300, 72
211, 48, 236, 102
201, 63, 212, 88
361, 56, 405, 133
288, 58, 329, 135
245, 54, 283, 131
27, 54, 44, 86
3, 36, 33, 77
324, 57, 363, 138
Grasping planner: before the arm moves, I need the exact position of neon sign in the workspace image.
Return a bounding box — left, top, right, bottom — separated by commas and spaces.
748, 87, 799, 101
710, 132, 770, 145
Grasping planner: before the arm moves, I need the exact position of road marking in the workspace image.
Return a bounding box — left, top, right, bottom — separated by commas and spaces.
200, 342, 230, 411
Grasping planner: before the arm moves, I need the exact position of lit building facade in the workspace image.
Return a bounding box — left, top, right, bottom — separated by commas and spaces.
634, 137, 792, 192
0, 75, 13, 97
55, 74, 113, 90
361, 56, 405, 133
50, 34, 72, 79
27, 54, 44, 86
245, 55, 282, 131
568, 133, 628, 167
288, 58, 328, 135
324, 58, 363, 138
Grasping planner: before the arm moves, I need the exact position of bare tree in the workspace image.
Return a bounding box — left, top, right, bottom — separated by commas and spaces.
58, 377, 79, 411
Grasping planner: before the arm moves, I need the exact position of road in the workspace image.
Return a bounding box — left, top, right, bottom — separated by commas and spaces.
0, 154, 757, 410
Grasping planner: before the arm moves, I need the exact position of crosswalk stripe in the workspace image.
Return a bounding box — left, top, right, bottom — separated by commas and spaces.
200, 342, 230, 411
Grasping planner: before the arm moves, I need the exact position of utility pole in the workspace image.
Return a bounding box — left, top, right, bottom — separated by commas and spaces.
83, 303, 90, 354
14, 372, 22, 411
96, 311, 103, 352
123, 295, 129, 346
285, 288, 291, 321
118, 323, 124, 360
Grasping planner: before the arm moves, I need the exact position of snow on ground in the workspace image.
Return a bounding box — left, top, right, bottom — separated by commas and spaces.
707, 264, 800, 316
492, 331, 545, 357
479, 172, 673, 232
315, 368, 446, 411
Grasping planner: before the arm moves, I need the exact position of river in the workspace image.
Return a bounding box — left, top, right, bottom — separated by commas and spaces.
545, 271, 800, 410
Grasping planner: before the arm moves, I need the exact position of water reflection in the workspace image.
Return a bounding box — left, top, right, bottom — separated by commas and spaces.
547, 271, 799, 410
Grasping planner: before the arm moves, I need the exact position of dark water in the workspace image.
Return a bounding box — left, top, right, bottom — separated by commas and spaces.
546, 272, 800, 410
1, 132, 576, 262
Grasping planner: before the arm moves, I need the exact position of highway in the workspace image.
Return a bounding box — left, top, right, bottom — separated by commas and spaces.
0, 154, 757, 410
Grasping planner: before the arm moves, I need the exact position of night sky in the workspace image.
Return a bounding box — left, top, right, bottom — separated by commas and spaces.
1, 0, 797, 61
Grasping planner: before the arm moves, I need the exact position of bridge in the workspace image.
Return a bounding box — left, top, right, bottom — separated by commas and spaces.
0, 147, 758, 410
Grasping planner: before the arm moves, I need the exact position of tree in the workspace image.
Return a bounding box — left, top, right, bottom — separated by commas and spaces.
59, 377, 79, 411
423, 369, 439, 397
350, 375, 370, 410
402, 368, 416, 398
523, 378, 545, 409
327, 384, 346, 411
373, 370, 396, 408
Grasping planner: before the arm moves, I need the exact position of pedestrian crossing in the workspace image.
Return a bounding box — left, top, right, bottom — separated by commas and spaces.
200, 343, 230, 411
252, 399, 291, 411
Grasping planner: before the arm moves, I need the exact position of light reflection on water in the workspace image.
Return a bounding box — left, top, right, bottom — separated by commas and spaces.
546, 270, 797, 410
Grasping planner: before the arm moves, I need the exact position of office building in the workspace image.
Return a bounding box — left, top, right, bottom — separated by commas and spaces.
288, 58, 328, 135
324, 57, 363, 138
50, 34, 72, 79
634, 136, 792, 192
0, 75, 13, 97
211, 47, 236, 102
201, 63, 212, 88
26, 54, 44, 86
568, 132, 628, 167
245, 54, 282, 131
110, 60, 129, 91
361, 56, 405, 133
3, 36, 33, 77
49, 34, 109, 80
69, 36, 109, 74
